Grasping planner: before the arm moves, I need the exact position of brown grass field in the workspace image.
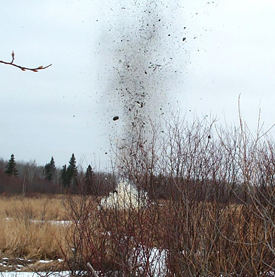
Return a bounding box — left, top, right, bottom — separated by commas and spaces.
0, 193, 275, 275
0, 195, 70, 271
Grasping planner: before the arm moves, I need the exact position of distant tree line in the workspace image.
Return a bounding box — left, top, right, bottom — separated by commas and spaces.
0, 153, 255, 203
0, 153, 115, 196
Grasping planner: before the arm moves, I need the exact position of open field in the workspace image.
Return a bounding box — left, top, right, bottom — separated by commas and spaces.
0, 195, 69, 272
0, 195, 68, 221
1, 192, 275, 276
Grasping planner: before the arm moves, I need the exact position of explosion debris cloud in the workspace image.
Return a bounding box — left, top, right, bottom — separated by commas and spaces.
98, 0, 186, 147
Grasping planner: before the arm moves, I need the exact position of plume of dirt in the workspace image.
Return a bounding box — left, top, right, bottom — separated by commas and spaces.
98, 0, 186, 159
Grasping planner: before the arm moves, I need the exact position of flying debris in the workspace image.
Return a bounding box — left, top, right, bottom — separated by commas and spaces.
100, 1, 185, 153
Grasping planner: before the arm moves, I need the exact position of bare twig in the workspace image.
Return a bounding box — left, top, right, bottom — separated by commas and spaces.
0, 51, 52, 72
86, 262, 99, 277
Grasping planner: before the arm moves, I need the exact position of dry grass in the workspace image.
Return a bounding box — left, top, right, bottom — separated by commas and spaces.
0, 194, 68, 221
0, 217, 67, 259
0, 194, 103, 267
0, 195, 72, 262
0, 193, 274, 275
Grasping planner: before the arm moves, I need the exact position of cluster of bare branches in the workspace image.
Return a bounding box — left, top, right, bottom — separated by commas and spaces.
0, 51, 52, 72
61, 112, 275, 276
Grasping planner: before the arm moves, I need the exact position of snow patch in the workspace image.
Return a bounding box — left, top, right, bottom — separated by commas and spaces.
0, 272, 71, 277
134, 246, 167, 276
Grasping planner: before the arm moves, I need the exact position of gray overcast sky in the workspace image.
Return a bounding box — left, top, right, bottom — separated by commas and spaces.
1, 0, 275, 169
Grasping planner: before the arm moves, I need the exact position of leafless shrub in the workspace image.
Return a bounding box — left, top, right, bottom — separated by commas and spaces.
62, 110, 275, 276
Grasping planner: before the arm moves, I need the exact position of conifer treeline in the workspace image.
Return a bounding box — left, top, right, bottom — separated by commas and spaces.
0, 153, 114, 195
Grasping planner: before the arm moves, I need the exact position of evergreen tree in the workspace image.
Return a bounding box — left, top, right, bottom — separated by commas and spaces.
67, 153, 78, 187
61, 154, 78, 189
5, 154, 19, 177
44, 156, 56, 181
61, 164, 70, 188
85, 164, 94, 194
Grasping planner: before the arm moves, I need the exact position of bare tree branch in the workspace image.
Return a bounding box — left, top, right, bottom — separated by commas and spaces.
0, 51, 52, 72
87, 262, 99, 277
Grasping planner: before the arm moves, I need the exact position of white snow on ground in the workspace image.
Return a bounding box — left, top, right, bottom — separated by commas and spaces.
5, 218, 72, 226
0, 269, 64, 276
134, 246, 167, 276
0, 246, 166, 277
0, 258, 66, 276
31, 220, 72, 226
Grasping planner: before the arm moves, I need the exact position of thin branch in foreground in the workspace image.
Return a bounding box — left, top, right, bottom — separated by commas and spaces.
0, 51, 52, 72
86, 262, 99, 277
